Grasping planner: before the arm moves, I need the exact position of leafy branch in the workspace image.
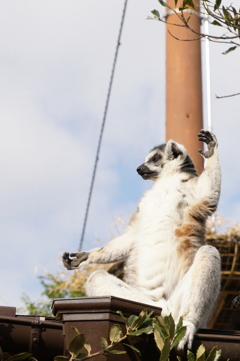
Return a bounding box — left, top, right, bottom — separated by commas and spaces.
54, 311, 223, 361
0, 347, 37, 361
54, 310, 154, 361
149, 0, 240, 54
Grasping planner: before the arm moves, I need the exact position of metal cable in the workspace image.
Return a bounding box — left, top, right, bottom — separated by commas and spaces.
79, 0, 128, 251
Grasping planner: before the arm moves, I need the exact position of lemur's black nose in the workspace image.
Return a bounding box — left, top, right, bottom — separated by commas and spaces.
137, 164, 148, 175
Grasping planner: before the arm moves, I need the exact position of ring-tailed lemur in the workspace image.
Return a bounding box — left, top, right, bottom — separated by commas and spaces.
63, 130, 221, 350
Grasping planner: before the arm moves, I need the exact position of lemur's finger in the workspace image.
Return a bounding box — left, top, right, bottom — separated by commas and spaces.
198, 130, 212, 140
62, 252, 70, 259
204, 134, 213, 143
70, 252, 89, 262
71, 259, 82, 268
198, 149, 205, 157
198, 129, 207, 135
70, 252, 88, 258
198, 137, 207, 143
199, 131, 214, 146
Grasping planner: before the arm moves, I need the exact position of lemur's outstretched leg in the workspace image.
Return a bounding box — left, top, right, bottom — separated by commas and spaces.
167, 245, 221, 350
86, 269, 169, 312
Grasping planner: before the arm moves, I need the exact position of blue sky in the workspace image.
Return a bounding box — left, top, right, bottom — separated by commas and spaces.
0, 0, 240, 309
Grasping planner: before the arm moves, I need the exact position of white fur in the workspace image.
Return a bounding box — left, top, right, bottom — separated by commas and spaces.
73, 133, 221, 350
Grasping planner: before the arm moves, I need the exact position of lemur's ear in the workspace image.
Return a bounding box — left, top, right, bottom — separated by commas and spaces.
165, 140, 183, 160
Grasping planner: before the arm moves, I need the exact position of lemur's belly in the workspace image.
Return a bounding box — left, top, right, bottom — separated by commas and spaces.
125, 230, 181, 301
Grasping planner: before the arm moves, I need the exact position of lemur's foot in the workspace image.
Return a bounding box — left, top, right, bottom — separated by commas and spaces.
177, 321, 196, 351
62, 251, 89, 270
198, 130, 217, 159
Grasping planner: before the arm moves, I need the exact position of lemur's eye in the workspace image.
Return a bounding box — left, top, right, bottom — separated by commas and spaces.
152, 155, 160, 162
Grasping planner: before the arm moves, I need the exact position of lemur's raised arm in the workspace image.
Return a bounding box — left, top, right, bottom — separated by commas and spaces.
195, 130, 221, 213
63, 130, 221, 351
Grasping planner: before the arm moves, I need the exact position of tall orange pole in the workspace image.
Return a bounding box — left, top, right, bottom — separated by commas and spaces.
165, 0, 204, 173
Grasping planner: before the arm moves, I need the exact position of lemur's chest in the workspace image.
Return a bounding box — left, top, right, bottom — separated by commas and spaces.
136, 182, 190, 235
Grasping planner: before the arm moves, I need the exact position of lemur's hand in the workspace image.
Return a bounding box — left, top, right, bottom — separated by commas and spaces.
198, 129, 218, 159
62, 252, 89, 270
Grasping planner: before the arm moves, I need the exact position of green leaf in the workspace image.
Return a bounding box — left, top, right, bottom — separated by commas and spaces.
177, 357, 182, 361
187, 350, 196, 361
154, 327, 164, 351
75, 353, 87, 360
186, 0, 195, 9
163, 315, 171, 332
7, 353, 33, 361
131, 310, 147, 329
164, 314, 175, 340
222, 6, 232, 20
206, 347, 221, 361
137, 309, 147, 318
196, 344, 206, 361
139, 318, 153, 329
231, 6, 237, 15
68, 334, 85, 357
233, 16, 239, 30
154, 316, 169, 335
152, 320, 168, 340
100, 337, 108, 350
134, 309, 153, 328
128, 326, 153, 336
146, 310, 154, 318
54, 357, 68, 361
84, 340, 92, 354
127, 315, 138, 328
151, 9, 160, 18
158, 0, 173, 11
214, 0, 222, 11
160, 335, 171, 361
109, 324, 123, 343
117, 310, 127, 321
71, 326, 80, 335
222, 46, 237, 55
123, 343, 141, 354
107, 349, 127, 354
171, 326, 187, 349
211, 20, 223, 26
176, 317, 183, 334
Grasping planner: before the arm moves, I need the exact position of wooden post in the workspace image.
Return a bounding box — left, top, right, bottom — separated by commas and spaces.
165, 0, 204, 173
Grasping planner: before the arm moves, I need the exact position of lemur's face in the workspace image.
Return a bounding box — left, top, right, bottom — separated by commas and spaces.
136, 141, 195, 180
137, 145, 166, 180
